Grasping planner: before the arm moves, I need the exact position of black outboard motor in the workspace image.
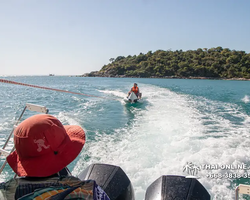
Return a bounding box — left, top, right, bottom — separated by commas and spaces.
78, 163, 135, 200
145, 175, 210, 200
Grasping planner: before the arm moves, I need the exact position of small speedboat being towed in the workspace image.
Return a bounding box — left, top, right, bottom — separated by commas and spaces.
125, 92, 142, 103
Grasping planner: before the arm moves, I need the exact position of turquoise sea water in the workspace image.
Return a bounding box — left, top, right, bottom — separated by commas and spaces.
0, 76, 250, 200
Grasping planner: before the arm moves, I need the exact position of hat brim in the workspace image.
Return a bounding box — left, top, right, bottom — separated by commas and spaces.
7, 125, 85, 177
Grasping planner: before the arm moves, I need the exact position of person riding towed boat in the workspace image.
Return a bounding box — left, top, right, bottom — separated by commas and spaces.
127, 83, 141, 99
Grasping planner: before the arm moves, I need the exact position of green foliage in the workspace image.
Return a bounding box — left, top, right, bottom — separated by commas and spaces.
97, 47, 250, 79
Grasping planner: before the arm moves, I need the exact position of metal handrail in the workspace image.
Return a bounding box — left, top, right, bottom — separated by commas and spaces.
0, 103, 49, 175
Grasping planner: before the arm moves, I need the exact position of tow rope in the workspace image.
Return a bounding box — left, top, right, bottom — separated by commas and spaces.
0, 79, 119, 101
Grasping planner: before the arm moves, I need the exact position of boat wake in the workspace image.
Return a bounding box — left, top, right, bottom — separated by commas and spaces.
0, 81, 249, 200
73, 84, 250, 199
99, 89, 126, 99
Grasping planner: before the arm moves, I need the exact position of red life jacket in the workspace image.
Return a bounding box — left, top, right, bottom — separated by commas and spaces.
131, 87, 139, 94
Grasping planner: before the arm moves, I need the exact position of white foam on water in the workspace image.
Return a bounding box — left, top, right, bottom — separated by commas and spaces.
99, 89, 126, 99
73, 84, 250, 200
57, 112, 81, 126
98, 89, 131, 105
71, 96, 82, 102
73, 86, 200, 198
242, 95, 250, 103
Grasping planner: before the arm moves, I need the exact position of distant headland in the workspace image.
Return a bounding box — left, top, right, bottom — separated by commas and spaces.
80, 47, 250, 80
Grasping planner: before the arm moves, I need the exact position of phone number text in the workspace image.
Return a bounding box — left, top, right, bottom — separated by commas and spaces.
207, 173, 250, 179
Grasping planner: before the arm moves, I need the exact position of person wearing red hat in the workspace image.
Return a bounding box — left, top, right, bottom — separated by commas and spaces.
0, 114, 110, 200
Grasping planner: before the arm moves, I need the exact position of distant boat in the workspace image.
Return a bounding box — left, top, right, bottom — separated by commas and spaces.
49, 74, 55, 76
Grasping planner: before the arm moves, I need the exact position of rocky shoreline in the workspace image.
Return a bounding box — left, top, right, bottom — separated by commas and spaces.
78, 72, 250, 81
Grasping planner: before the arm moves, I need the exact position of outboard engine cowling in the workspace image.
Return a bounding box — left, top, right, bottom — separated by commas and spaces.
78, 163, 135, 200
145, 175, 210, 200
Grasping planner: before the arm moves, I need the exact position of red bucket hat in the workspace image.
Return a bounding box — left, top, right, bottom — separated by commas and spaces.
7, 114, 85, 177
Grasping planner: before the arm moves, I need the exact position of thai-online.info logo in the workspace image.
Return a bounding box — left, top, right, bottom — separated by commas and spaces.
183, 162, 250, 179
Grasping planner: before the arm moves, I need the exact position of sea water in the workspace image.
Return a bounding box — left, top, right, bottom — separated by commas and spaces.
0, 76, 250, 200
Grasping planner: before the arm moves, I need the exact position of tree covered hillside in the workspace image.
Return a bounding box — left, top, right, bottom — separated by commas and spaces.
84, 47, 250, 79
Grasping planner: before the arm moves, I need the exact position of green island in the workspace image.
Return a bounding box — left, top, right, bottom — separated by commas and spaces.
82, 47, 250, 80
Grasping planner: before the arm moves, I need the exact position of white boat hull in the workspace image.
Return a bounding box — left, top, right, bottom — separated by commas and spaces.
125, 92, 141, 103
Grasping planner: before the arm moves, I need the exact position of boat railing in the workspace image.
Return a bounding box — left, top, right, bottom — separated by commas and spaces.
0, 103, 49, 174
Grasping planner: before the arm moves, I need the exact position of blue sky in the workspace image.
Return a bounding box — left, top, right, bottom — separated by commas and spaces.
1, 0, 250, 75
